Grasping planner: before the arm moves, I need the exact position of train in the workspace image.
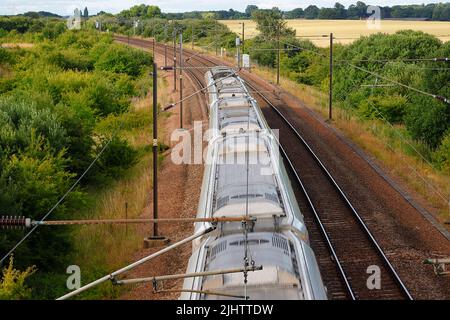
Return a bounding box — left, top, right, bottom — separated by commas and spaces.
180, 66, 327, 300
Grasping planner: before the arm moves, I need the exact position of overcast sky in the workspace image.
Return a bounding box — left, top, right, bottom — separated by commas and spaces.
0, 0, 444, 16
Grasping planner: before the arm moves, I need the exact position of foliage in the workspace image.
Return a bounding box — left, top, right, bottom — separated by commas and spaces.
0, 25, 150, 298
358, 94, 407, 123
405, 96, 449, 149
94, 44, 152, 77
433, 133, 450, 174
251, 8, 295, 38
0, 257, 36, 300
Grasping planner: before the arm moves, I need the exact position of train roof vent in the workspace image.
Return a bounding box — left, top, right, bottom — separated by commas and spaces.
210, 240, 227, 261
289, 240, 301, 279
216, 196, 229, 210
229, 239, 270, 246
265, 193, 279, 204
272, 234, 290, 256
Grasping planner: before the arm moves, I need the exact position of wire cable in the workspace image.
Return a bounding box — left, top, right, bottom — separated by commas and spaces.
0, 119, 125, 265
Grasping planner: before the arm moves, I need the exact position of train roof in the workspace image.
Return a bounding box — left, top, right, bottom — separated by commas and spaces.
212, 133, 283, 218
181, 231, 326, 300
209, 66, 236, 80
213, 97, 264, 134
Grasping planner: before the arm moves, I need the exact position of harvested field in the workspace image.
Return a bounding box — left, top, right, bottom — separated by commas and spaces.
221, 19, 450, 47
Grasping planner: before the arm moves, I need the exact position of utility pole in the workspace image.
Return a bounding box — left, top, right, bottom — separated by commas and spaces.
276, 25, 280, 85
236, 37, 241, 69
173, 27, 177, 92
143, 62, 169, 248
152, 62, 159, 237
179, 33, 184, 129
329, 32, 333, 120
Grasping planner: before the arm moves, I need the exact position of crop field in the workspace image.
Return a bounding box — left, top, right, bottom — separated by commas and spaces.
221, 19, 450, 47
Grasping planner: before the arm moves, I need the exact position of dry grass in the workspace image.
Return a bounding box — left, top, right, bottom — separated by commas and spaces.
221, 19, 450, 47
251, 65, 449, 222
1, 43, 34, 48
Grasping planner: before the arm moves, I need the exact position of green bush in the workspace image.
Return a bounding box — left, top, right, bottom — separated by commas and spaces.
48, 50, 94, 71
405, 96, 450, 149
0, 48, 13, 64
0, 257, 36, 300
358, 94, 407, 123
94, 44, 152, 77
433, 133, 450, 174
0, 96, 68, 154
94, 136, 138, 180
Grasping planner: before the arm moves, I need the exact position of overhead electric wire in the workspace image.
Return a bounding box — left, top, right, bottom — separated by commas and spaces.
337, 57, 450, 63
340, 62, 450, 104
257, 34, 449, 105
330, 77, 449, 205
0, 117, 128, 265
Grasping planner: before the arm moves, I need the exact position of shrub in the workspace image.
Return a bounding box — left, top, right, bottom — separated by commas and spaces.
48, 50, 94, 71
433, 133, 450, 174
358, 94, 408, 123
405, 96, 450, 149
94, 136, 138, 180
94, 44, 152, 77
0, 96, 68, 155
0, 48, 13, 64
0, 257, 36, 300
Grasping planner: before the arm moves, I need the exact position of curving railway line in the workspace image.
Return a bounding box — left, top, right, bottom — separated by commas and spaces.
114, 35, 413, 300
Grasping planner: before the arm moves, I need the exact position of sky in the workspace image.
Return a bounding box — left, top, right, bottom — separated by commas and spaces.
0, 0, 445, 16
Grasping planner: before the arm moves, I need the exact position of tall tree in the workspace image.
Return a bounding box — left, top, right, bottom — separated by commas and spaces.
245, 5, 258, 17
83, 7, 89, 19
252, 7, 295, 38
304, 5, 320, 19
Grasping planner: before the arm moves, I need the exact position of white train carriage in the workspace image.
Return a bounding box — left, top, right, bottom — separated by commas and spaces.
209, 96, 271, 134
194, 131, 307, 243
180, 67, 327, 300
181, 231, 327, 300
205, 66, 249, 104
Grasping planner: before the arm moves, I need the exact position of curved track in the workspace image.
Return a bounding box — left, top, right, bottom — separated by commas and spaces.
115, 35, 413, 300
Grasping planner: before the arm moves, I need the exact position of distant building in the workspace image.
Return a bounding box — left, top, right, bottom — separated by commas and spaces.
67, 8, 81, 30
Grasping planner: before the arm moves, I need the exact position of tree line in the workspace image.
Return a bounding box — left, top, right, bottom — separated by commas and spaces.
113, 3, 450, 21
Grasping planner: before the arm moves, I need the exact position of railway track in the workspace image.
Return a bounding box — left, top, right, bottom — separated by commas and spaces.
115, 35, 413, 300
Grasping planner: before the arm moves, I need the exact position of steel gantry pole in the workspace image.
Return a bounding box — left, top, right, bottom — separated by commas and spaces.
179, 33, 184, 129
152, 62, 159, 237
329, 32, 333, 120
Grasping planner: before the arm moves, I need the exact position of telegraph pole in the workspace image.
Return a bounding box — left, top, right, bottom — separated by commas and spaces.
152, 62, 159, 237
179, 33, 184, 129
236, 37, 241, 69
329, 32, 333, 120
143, 63, 169, 248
